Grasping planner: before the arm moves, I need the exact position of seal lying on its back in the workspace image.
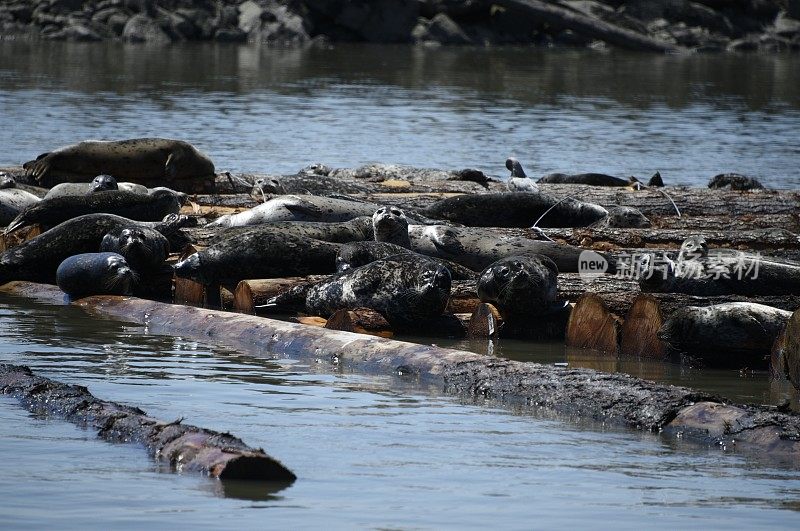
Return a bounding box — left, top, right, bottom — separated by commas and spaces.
173, 230, 339, 285
422, 192, 608, 228
304, 255, 452, 330
5, 189, 183, 234
23, 138, 215, 188
477, 255, 563, 320
56, 252, 135, 298
100, 226, 169, 272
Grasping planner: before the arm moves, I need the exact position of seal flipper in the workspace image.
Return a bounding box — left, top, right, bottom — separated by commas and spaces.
430, 228, 466, 257
283, 201, 325, 221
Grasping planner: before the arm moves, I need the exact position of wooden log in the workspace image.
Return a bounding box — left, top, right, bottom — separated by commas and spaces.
467, 303, 502, 338
0, 364, 296, 482
234, 277, 327, 314
325, 308, 393, 338
496, 0, 685, 53
653, 214, 800, 233
1, 281, 799, 460
770, 327, 788, 381
565, 293, 621, 354
619, 294, 667, 359
785, 309, 800, 391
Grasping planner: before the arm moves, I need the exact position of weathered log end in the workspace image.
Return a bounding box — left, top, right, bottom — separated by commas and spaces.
468, 303, 502, 338
784, 309, 800, 391
325, 307, 393, 338
566, 293, 620, 354
174, 276, 206, 307
234, 280, 255, 314
297, 315, 328, 327
620, 294, 667, 359
214, 453, 297, 482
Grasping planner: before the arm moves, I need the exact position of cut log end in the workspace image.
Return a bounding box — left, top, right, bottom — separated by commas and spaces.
467, 303, 502, 338
325, 308, 393, 338
174, 276, 206, 307
566, 293, 620, 354
620, 294, 667, 359
216, 454, 297, 483
234, 281, 255, 314
784, 309, 800, 390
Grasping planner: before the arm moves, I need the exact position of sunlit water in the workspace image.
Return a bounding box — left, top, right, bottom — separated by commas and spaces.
0, 41, 799, 527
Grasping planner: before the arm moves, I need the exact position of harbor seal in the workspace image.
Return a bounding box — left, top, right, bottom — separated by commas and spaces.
335, 241, 476, 280
477, 255, 563, 320
100, 226, 169, 272
505, 157, 539, 192
0, 188, 41, 226
372, 206, 411, 248
174, 230, 339, 285
251, 177, 286, 200
304, 254, 452, 330
209, 217, 374, 246
708, 173, 764, 190
43, 175, 152, 199
5, 188, 183, 234
537, 172, 631, 186
422, 192, 608, 228
56, 252, 135, 298
23, 138, 215, 189
590, 206, 651, 229
658, 302, 792, 367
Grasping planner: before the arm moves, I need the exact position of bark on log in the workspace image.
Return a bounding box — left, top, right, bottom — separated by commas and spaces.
325, 308, 393, 338
1, 281, 798, 460
234, 277, 328, 314
565, 293, 621, 354
496, 0, 686, 53
0, 364, 296, 482
785, 309, 800, 391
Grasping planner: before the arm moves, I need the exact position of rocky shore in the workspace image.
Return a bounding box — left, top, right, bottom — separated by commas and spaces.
1, 0, 799, 52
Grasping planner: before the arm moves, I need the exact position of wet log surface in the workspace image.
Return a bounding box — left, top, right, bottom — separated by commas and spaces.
1, 281, 797, 460
0, 363, 296, 483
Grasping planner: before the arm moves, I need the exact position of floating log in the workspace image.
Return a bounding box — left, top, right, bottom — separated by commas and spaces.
325, 308, 393, 338
785, 309, 800, 391
1, 281, 798, 460
0, 364, 296, 482
565, 293, 620, 354
619, 295, 667, 359
467, 303, 502, 338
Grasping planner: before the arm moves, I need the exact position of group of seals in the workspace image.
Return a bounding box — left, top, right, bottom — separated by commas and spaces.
23, 138, 215, 188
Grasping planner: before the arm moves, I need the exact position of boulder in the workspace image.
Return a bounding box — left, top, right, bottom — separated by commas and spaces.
122, 13, 173, 43
412, 13, 472, 44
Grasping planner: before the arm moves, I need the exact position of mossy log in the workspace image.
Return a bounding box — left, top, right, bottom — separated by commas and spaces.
0, 364, 296, 482
1, 281, 798, 460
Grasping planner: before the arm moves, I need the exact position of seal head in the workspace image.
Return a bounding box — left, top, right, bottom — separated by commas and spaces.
56, 252, 135, 298
372, 206, 411, 248
477, 255, 561, 319
89, 174, 119, 193
100, 226, 169, 272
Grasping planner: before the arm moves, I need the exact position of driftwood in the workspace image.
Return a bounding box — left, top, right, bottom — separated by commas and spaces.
325, 308, 393, 338
0, 364, 296, 482
496, 0, 685, 53
546, 227, 800, 250
234, 277, 327, 314
1, 281, 796, 461
652, 214, 800, 232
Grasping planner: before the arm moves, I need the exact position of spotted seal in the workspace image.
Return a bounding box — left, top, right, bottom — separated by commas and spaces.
505, 157, 539, 192
0, 188, 41, 226
708, 173, 764, 190
209, 217, 374, 246
43, 174, 153, 199
335, 241, 476, 280
251, 177, 286, 201
174, 230, 339, 285
590, 206, 651, 229
56, 252, 136, 298
304, 254, 452, 330
5, 188, 183, 234
422, 192, 608, 228
477, 255, 564, 320
23, 138, 215, 189
100, 226, 169, 272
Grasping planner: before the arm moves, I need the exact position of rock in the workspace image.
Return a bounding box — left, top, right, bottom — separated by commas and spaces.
773, 11, 800, 37
419, 0, 488, 20
259, 4, 310, 44
159, 8, 199, 39
789, 0, 800, 19
412, 13, 472, 44
48, 0, 86, 14
214, 28, 247, 42
107, 12, 129, 34
44, 23, 103, 41
238, 0, 263, 35
175, 8, 215, 39
122, 13, 173, 44
727, 34, 759, 51
7, 2, 34, 24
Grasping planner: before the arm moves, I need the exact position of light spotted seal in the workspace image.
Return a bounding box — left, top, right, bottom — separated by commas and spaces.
0, 188, 41, 226
23, 138, 215, 188
5, 188, 183, 234
209, 217, 375, 246
44, 174, 153, 199
505, 157, 539, 192
304, 254, 452, 330
477, 255, 564, 320
56, 252, 136, 298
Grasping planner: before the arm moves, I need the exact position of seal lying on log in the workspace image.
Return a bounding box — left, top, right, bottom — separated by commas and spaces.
476, 255, 565, 320
335, 241, 477, 280
537, 172, 631, 187
208, 194, 434, 228
174, 230, 339, 285
658, 302, 792, 368
421, 192, 646, 228
43, 174, 152, 199
0, 213, 186, 284
5, 189, 184, 234
708, 173, 764, 190
22, 138, 216, 189
372, 206, 610, 273
100, 226, 169, 272
505, 157, 539, 192
0, 188, 41, 226
304, 255, 452, 331
56, 252, 135, 298
209, 217, 374, 245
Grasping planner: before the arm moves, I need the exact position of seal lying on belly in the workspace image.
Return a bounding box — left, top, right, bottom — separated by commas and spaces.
421, 192, 608, 228
5, 189, 183, 234
209, 217, 374, 245
477, 255, 564, 320
335, 241, 477, 280
56, 252, 136, 298
44, 174, 151, 199
173, 230, 339, 285
304, 255, 452, 330
100, 226, 169, 272
0, 188, 41, 226
23, 138, 215, 188
0, 213, 173, 284
537, 172, 631, 186
208, 195, 433, 228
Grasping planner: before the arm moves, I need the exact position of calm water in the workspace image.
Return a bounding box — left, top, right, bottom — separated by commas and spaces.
1, 41, 800, 528
1, 41, 799, 186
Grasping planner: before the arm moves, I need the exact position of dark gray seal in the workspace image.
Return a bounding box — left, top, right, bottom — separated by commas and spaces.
590, 206, 651, 229
422, 192, 608, 228
305, 254, 452, 330
336, 241, 476, 280
209, 217, 374, 246
43, 175, 154, 199
5, 188, 183, 234
505, 157, 539, 192
56, 252, 135, 298
23, 138, 215, 188
174, 230, 339, 285
708, 173, 764, 190
0, 213, 184, 284
477, 255, 563, 320
100, 226, 169, 272
537, 172, 631, 187
372, 206, 411, 248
